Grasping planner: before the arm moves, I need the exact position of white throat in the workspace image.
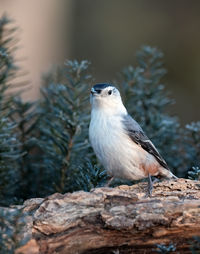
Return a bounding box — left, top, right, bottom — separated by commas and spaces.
91, 96, 127, 117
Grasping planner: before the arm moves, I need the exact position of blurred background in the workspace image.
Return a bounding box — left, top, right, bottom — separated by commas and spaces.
1, 0, 200, 124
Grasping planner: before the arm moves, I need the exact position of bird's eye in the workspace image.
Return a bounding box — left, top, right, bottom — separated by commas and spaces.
108, 90, 112, 95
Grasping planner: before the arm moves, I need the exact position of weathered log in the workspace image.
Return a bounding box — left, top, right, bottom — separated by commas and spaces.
16, 178, 200, 254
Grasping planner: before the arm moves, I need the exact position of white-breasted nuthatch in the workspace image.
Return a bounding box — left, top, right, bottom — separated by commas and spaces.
89, 83, 176, 195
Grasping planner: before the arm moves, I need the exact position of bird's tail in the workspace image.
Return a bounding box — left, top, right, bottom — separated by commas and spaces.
159, 167, 178, 179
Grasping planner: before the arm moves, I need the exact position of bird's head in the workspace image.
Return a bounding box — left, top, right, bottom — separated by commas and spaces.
90, 83, 127, 115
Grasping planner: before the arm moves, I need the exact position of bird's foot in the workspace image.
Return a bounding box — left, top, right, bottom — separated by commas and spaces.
105, 176, 114, 187
152, 178, 160, 184
145, 173, 154, 197
145, 186, 153, 198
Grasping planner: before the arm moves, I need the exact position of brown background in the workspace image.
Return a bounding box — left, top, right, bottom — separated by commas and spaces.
1, 0, 200, 124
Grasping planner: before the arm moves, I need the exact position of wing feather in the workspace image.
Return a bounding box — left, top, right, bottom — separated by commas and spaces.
122, 114, 170, 170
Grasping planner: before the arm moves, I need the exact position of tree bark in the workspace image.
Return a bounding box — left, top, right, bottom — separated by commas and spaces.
16, 178, 200, 254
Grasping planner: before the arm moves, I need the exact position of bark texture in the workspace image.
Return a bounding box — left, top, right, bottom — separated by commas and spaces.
15, 178, 200, 254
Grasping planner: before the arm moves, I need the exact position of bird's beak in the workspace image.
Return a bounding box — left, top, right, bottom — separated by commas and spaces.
91, 87, 103, 96
91, 87, 99, 96
91, 88, 95, 95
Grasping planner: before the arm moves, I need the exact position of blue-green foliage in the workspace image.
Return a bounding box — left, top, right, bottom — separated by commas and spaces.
10, 97, 37, 200
155, 242, 176, 253
0, 208, 28, 254
185, 121, 200, 178
188, 166, 200, 181
0, 15, 22, 206
190, 236, 200, 254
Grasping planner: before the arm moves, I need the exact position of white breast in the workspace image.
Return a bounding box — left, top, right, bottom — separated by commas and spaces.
89, 110, 148, 180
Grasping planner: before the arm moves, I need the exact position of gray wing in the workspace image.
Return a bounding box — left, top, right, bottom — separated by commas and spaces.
122, 114, 170, 170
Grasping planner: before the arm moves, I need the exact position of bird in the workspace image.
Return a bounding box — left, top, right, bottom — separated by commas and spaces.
89, 83, 177, 196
